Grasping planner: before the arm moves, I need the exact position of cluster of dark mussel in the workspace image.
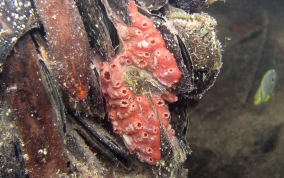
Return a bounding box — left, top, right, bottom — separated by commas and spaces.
0, 0, 221, 177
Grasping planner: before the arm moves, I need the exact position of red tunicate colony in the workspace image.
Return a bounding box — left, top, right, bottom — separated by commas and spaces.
99, 1, 182, 165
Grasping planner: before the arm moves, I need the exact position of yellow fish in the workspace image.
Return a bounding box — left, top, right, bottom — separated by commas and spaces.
254, 69, 277, 105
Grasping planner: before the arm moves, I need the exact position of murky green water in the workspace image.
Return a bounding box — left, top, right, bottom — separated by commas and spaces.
186, 0, 284, 177
1, 0, 283, 177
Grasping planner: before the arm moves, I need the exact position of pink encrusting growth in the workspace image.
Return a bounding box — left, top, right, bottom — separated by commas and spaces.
99, 1, 182, 165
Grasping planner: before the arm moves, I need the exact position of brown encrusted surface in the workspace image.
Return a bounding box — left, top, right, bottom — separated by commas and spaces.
3, 34, 68, 177
33, 0, 90, 100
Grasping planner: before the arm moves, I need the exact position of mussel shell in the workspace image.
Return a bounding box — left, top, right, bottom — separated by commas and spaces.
144, 13, 195, 95
137, 4, 222, 98
0, 0, 222, 176
169, 0, 218, 13
76, 0, 116, 60
136, 0, 168, 11
0, 0, 39, 68
165, 5, 222, 98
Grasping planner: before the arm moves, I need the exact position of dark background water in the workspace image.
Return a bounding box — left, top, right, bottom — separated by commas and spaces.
1, 0, 283, 177
185, 0, 284, 177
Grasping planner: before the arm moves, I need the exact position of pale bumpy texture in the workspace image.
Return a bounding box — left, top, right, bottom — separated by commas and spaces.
99, 1, 181, 165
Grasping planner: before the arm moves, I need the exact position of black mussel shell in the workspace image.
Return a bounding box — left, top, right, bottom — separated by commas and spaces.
169, 0, 218, 13
136, 0, 168, 11
165, 5, 222, 98
0, 0, 39, 68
